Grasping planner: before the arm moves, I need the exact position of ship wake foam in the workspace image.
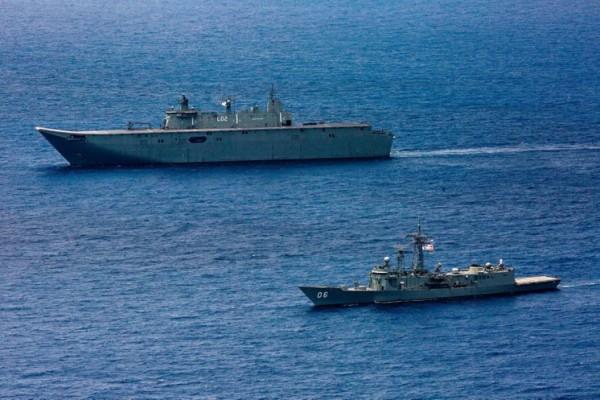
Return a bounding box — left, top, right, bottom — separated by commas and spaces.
560, 280, 600, 289
392, 143, 600, 158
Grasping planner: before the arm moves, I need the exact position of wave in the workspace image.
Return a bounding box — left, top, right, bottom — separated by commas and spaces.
392, 143, 600, 158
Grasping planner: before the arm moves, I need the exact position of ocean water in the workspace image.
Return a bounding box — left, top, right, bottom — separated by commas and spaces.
1, 0, 600, 398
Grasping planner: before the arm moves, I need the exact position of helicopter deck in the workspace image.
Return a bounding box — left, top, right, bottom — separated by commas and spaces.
515, 276, 559, 285
514, 275, 560, 292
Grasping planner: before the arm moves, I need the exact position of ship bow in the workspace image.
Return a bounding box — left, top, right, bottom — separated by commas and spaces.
36, 127, 89, 166
299, 286, 375, 306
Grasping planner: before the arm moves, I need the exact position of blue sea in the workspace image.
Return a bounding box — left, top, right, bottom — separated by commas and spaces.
1, 0, 600, 398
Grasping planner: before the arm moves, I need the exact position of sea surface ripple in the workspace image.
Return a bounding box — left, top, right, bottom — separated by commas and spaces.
1, 0, 599, 399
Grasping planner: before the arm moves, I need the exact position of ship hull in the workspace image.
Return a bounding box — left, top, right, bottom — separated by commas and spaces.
36, 124, 393, 166
300, 276, 560, 307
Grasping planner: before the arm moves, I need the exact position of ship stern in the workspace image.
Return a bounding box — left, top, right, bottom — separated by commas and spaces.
36, 127, 148, 166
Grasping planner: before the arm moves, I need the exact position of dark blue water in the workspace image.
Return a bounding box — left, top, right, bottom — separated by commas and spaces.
2, 1, 600, 398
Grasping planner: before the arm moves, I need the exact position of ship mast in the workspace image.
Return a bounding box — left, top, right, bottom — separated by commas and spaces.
267, 84, 282, 113
395, 245, 406, 273
179, 94, 189, 111
269, 84, 276, 103
406, 219, 430, 273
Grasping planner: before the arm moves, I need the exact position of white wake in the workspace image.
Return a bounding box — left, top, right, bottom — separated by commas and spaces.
392, 143, 600, 158
560, 280, 600, 289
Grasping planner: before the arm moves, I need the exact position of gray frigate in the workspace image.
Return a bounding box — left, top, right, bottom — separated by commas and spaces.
36, 88, 393, 166
299, 223, 560, 306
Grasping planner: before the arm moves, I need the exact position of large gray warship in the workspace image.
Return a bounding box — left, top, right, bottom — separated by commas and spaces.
300, 223, 560, 306
36, 88, 393, 166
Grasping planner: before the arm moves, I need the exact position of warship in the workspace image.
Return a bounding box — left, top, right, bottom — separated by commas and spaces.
299, 223, 560, 306
36, 88, 393, 166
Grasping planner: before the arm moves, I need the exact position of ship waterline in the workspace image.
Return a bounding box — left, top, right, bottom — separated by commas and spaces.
299, 276, 560, 306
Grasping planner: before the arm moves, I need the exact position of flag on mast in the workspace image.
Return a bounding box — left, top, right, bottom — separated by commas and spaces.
422, 240, 434, 252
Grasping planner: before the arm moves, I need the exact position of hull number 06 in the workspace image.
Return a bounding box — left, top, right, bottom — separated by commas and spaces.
317, 291, 328, 299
